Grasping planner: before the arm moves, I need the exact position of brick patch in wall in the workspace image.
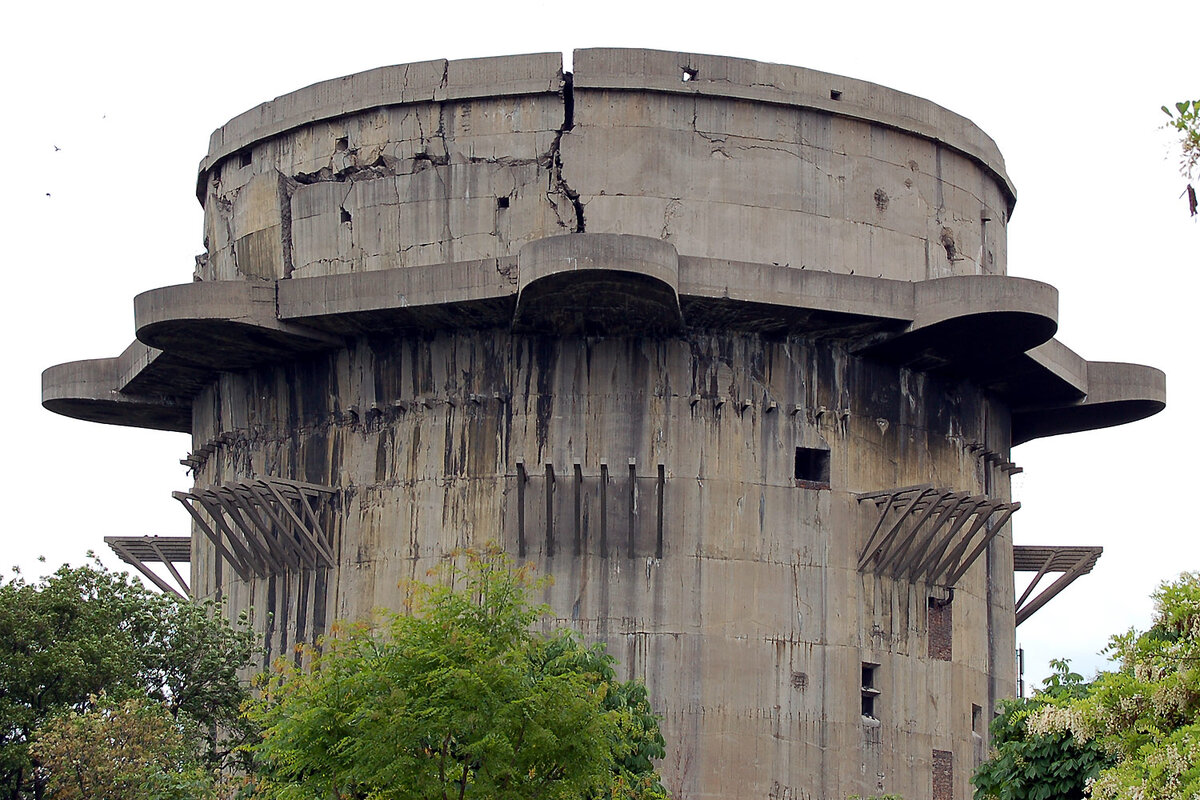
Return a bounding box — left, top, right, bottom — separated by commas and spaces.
929, 598, 953, 661
932, 748, 953, 800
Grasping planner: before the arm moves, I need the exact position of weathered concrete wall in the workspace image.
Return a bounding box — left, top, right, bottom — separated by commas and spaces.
188, 328, 1014, 799
197, 49, 1010, 286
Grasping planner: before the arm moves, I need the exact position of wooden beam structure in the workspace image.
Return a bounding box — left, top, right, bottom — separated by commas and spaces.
856, 485, 1019, 588
104, 535, 192, 598
1014, 545, 1103, 626
173, 477, 335, 580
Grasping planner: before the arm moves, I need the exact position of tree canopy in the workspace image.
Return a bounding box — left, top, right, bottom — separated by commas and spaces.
246, 546, 666, 800
0, 559, 255, 799
975, 572, 1200, 799
972, 659, 1109, 800
29, 695, 222, 800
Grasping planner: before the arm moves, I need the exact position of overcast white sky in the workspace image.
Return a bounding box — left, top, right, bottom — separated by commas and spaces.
2, 0, 1194, 691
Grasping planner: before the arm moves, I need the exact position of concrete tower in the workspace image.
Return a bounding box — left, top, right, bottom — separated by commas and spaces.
43, 49, 1164, 799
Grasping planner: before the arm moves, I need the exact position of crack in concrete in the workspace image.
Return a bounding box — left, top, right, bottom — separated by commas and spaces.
546, 71, 585, 233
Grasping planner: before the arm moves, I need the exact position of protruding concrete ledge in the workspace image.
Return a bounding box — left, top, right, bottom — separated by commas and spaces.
679, 257, 913, 333
513, 234, 683, 335
860, 274, 1059, 372
1013, 361, 1166, 446
279, 257, 519, 334
42, 356, 191, 433
572, 48, 1016, 212
198, 52, 565, 199
116, 340, 215, 399
46, 250, 1163, 443
135, 281, 343, 370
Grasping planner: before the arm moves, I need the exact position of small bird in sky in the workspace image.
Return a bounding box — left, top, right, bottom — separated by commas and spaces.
53, 145, 60, 151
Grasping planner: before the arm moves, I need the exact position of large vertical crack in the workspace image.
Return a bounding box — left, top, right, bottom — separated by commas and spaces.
547, 71, 585, 232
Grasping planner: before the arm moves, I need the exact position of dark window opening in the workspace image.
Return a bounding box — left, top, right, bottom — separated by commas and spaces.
335, 136, 349, 152
496, 196, 510, 209
795, 447, 831, 485
340, 208, 352, 224
238, 149, 252, 169
861, 662, 880, 718
972, 703, 983, 734
830, 89, 843, 100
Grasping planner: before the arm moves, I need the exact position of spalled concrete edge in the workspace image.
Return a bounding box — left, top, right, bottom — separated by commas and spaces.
197, 52, 566, 199
571, 48, 1017, 213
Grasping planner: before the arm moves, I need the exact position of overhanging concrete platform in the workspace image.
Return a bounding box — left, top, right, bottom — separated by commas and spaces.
43, 235, 1164, 441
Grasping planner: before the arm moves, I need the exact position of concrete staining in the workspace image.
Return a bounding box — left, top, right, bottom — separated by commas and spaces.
43, 49, 1166, 799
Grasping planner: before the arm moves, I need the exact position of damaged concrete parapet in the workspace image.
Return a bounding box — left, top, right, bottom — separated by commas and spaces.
570, 48, 1016, 213
40, 49, 1167, 800
193, 47, 1014, 285
197, 53, 567, 198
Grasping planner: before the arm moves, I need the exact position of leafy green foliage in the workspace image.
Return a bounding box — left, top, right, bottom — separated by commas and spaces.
972, 660, 1110, 800
1163, 99, 1200, 215
0, 559, 256, 799
246, 545, 666, 800
29, 695, 223, 800
1078, 572, 1200, 798
977, 574, 1200, 800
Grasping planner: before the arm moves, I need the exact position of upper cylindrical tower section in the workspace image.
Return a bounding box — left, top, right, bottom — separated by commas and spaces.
195, 49, 1015, 284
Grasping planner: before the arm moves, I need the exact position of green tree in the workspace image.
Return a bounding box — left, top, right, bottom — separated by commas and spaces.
1068, 572, 1200, 798
0, 559, 256, 799
1163, 99, 1200, 215
976, 573, 1200, 800
29, 695, 222, 800
246, 545, 666, 800
972, 659, 1109, 800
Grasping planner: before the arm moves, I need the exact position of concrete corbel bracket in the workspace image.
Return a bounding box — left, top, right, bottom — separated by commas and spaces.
512, 233, 683, 335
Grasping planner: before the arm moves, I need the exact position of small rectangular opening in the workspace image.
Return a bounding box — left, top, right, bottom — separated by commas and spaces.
830, 89, 843, 100
972, 703, 983, 734
795, 447, 830, 485
861, 662, 879, 718
496, 196, 510, 209
238, 149, 252, 169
